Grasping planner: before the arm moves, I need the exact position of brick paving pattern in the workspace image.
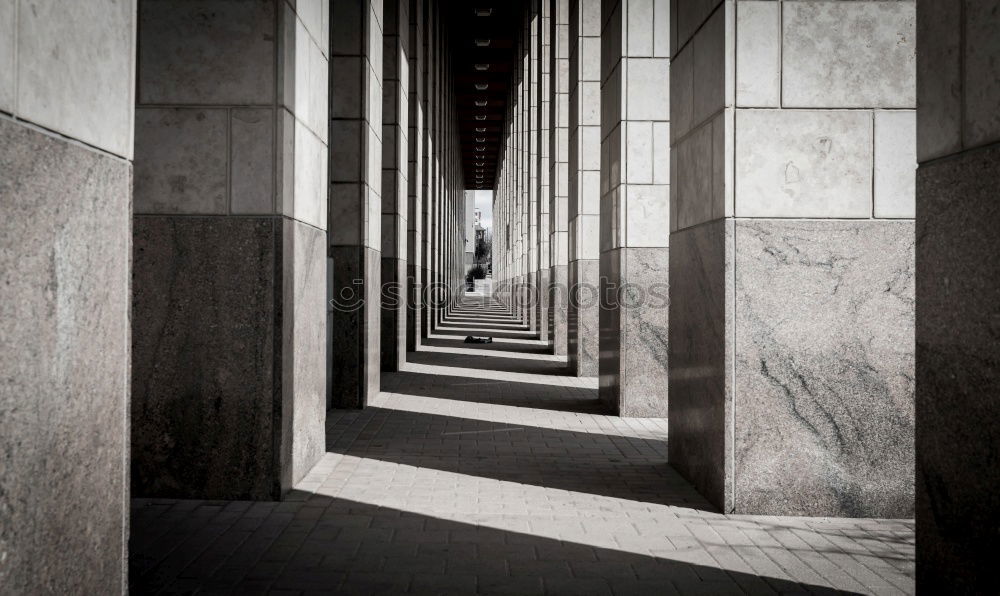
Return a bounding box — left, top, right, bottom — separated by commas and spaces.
130, 297, 915, 595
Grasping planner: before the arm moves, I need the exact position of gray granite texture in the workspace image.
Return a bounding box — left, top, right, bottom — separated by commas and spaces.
670, 219, 915, 517
734, 220, 914, 517
329, 246, 381, 409
381, 256, 406, 371
574, 259, 601, 378
550, 265, 569, 355
537, 268, 550, 341
599, 248, 670, 417
280, 219, 327, 490
569, 261, 601, 377
527, 270, 537, 332
0, 118, 130, 595
916, 145, 1000, 593
669, 220, 733, 511
133, 216, 280, 500
599, 249, 623, 413
406, 262, 422, 351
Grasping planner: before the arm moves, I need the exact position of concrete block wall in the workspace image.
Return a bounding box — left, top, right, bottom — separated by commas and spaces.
567, 0, 602, 377
668, 0, 916, 516
1, 0, 134, 592
916, 0, 1000, 590
132, 0, 327, 500
598, 0, 671, 416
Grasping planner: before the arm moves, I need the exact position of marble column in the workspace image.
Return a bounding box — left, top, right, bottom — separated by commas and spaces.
329, 0, 383, 409
598, 0, 670, 416
549, 0, 570, 355
381, 0, 409, 372
916, 0, 1000, 590
132, 0, 327, 498
528, 5, 540, 334
669, 0, 916, 516
0, 1, 133, 591
567, 0, 601, 377
407, 0, 425, 351
537, 0, 552, 340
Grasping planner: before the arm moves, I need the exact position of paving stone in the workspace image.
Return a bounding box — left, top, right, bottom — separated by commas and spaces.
129, 299, 914, 594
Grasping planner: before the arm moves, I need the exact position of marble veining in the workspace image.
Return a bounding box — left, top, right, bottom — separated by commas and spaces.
734, 219, 914, 517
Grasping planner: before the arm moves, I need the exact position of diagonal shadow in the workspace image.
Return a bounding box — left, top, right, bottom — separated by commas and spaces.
128, 494, 861, 595
324, 402, 704, 510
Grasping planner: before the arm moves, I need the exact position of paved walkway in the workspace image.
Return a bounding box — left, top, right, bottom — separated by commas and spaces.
130, 297, 915, 595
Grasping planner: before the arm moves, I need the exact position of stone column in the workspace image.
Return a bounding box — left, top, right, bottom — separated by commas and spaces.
537, 0, 552, 339
567, 0, 601, 376
1, 2, 133, 591
329, 0, 383, 408
528, 5, 540, 333
916, 1, 1000, 590
407, 0, 424, 351
549, 0, 570, 354
669, 0, 916, 516
381, 0, 409, 371
420, 0, 434, 338
132, 1, 327, 497
598, 0, 670, 416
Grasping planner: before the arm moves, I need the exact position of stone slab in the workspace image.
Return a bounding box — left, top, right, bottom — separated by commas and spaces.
138, 0, 276, 105
733, 219, 915, 517
132, 215, 280, 500
281, 218, 327, 491
0, 118, 130, 593
16, 0, 135, 157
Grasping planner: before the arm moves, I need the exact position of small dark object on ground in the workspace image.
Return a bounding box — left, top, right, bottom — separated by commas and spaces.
464, 336, 493, 344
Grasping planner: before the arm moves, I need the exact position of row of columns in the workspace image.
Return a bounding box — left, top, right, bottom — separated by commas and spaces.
491, 0, 918, 519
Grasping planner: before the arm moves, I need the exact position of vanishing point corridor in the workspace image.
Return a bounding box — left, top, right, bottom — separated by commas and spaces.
130, 288, 915, 595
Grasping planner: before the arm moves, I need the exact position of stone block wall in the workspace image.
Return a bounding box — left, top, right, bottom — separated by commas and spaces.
669, 0, 916, 516
0, 0, 135, 592
132, 0, 328, 499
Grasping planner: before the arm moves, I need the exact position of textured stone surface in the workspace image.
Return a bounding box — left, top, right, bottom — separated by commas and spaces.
873, 110, 916, 219
329, 246, 381, 409
669, 219, 733, 512
916, 145, 1000, 593
781, 1, 915, 109
281, 219, 327, 490
599, 247, 670, 417
619, 247, 669, 418
734, 220, 914, 517
231, 108, 276, 214
133, 108, 229, 214
0, 118, 130, 593
549, 264, 569, 355
735, 109, 872, 218
15, 0, 135, 157
138, 0, 276, 105
133, 216, 281, 500
568, 259, 599, 377
0, 0, 14, 112
381, 256, 406, 372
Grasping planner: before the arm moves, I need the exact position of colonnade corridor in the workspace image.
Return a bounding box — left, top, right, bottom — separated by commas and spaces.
129, 285, 914, 594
